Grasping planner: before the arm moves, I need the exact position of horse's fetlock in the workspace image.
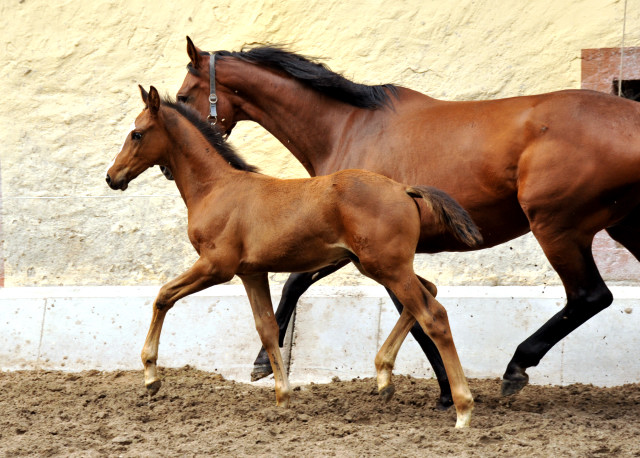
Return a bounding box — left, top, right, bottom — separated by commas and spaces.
375, 356, 394, 372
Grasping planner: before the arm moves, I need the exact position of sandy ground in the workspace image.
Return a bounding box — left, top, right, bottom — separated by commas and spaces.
1, 367, 639, 457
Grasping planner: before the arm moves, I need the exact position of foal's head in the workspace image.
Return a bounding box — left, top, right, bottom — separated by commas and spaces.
106, 85, 171, 191
106, 85, 257, 191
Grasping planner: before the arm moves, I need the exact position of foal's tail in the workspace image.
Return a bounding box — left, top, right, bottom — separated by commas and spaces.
406, 185, 483, 248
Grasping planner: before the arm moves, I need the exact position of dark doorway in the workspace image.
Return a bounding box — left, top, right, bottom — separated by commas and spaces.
612, 79, 640, 101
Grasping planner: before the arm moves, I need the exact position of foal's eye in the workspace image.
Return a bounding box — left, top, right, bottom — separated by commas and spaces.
131, 131, 142, 140
177, 95, 188, 103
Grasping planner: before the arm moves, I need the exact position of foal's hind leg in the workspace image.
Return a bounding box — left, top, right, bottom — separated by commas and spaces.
389, 275, 472, 428
374, 308, 415, 401
366, 263, 472, 428
385, 278, 454, 410
502, 230, 612, 396
241, 273, 291, 407
252, 261, 349, 381
142, 257, 225, 395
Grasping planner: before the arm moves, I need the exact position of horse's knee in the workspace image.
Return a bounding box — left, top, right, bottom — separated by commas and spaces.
154, 284, 178, 311
565, 284, 613, 319
282, 272, 314, 298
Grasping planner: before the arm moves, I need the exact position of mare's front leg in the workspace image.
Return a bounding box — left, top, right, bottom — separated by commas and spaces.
252, 261, 349, 381
502, 231, 612, 396
142, 257, 227, 395
241, 273, 291, 407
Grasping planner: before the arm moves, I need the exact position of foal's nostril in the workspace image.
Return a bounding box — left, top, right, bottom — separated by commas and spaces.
105, 174, 111, 185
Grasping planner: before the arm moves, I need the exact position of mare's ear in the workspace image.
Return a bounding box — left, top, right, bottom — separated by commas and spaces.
148, 86, 160, 116
186, 36, 202, 67
139, 84, 149, 106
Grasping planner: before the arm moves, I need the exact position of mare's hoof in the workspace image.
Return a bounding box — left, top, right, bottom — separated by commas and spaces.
435, 395, 454, 411
501, 373, 529, 397
146, 379, 162, 397
251, 363, 273, 382
379, 384, 396, 403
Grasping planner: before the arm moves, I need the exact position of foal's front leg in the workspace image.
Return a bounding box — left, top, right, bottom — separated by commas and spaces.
240, 273, 291, 407
142, 257, 225, 395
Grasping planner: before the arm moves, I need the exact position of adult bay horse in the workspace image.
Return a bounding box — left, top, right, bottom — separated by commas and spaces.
176, 37, 640, 405
105, 85, 483, 428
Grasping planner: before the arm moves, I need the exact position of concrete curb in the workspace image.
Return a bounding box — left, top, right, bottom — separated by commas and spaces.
1, 285, 638, 387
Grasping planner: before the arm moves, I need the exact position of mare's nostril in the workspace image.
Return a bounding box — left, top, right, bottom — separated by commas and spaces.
105, 174, 111, 185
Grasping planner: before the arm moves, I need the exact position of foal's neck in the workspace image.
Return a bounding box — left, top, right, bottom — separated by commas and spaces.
217, 57, 356, 176
165, 112, 241, 206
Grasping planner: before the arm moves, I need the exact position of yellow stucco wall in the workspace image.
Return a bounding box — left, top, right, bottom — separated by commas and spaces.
1, 0, 638, 286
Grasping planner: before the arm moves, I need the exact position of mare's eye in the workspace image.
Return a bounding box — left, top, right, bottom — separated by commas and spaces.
132, 131, 142, 140
177, 95, 188, 103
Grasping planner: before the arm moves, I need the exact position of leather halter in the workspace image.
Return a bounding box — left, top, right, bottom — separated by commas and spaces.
208, 52, 218, 126
160, 51, 218, 181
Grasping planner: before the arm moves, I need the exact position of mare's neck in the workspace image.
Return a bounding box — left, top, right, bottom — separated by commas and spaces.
165, 113, 240, 207
217, 57, 357, 176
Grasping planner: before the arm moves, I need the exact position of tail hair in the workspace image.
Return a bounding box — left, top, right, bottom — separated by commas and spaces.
406, 185, 483, 248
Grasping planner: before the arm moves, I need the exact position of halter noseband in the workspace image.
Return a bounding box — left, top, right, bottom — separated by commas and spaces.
208, 52, 218, 126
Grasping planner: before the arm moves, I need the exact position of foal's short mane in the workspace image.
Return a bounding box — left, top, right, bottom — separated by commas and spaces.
163, 98, 258, 173
189, 46, 398, 110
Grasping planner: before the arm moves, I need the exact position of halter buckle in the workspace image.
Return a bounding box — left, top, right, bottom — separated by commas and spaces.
209, 94, 218, 104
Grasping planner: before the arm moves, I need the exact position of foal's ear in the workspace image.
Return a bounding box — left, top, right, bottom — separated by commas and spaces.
148, 86, 160, 116
139, 84, 149, 106
186, 36, 202, 67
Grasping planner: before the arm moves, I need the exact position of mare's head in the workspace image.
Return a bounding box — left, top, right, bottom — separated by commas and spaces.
106, 85, 171, 191
176, 37, 238, 137
176, 36, 397, 139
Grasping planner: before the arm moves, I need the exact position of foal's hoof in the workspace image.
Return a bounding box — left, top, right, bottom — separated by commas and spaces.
501, 373, 529, 397
435, 394, 454, 411
379, 384, 396, 403
146, 379, 162, 397
251, 363, 273, 382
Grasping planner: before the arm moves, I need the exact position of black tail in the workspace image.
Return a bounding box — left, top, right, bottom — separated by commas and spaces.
406, 185, 483, 248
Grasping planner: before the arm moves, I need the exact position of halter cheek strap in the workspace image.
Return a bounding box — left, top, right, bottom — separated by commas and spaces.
208, 52, 218, 126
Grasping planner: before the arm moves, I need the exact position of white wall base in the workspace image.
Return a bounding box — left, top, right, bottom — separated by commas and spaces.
1, 285, 639, 387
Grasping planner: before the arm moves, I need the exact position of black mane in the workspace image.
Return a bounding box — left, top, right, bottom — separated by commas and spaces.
163, 97, 258, 173
210, 46, 397, 109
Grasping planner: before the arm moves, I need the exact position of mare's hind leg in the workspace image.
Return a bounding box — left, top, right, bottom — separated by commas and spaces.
142, 257, 226, 395
241, 273, 291, 407
502, 230, 612, 396
606, 208, 640, 262
251, 261, 349, 381
385, 277, 454, 410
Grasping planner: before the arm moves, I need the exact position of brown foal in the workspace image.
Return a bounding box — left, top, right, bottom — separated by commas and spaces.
105, 86, 482, 428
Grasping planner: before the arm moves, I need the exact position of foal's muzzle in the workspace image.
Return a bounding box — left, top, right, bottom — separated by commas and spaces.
105, 173, 128, 191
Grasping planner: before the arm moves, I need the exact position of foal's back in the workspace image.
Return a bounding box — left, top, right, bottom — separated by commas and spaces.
198, 169, 420, 275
